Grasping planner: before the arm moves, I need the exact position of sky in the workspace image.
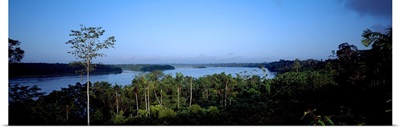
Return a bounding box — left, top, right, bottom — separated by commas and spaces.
8, 0, 392, 64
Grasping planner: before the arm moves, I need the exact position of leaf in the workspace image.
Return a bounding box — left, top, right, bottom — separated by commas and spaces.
324, 116, 334, 125
318, 119, 325, 126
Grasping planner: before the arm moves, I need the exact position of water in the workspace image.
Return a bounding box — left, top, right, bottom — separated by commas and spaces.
9, 67, 275, 94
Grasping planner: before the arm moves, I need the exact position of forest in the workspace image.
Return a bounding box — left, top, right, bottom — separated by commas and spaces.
186, 63, 268, 68
8, 28, 392, 125
9, 62, 122, 78
114, 64, 175, 72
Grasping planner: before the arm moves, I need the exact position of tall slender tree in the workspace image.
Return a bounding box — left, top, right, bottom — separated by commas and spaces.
176, 73, 184, 109
190, 76, 193, 106
66, 25, 116, 125
133, 86, 139, 116
224, 77, 229, 107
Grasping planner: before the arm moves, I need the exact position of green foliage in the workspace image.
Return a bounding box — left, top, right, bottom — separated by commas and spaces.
207, 106, 220, 114
325, 116, 334, 125
9, 84, 45, 103
362, 28, 391, 49
65, 25, 116, 125
265, 59, 326, 74
271, 70, 336, 96
9, 27, 392, 125
159, 107, 177, 119
111, 111, 128, 124
292, 59, 301, 72
115, 64, 175, 72
187, 104, 205, 114
150, 105, 162, 117
150, 105, 177, 119
137, 109, 149, 118
66, 25, 116, 61
93, 110, 104, 123
302, 109, 334, 126
9, 84, 45, 125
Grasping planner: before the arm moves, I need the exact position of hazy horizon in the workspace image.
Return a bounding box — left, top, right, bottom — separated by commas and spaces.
9, 0, 392, 64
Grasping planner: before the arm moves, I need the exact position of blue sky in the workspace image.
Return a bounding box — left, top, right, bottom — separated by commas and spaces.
8, 0, 392, 64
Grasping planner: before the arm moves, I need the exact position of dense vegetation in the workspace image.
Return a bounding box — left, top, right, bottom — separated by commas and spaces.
114, 64, 175, 72
173, 60, 325, 74
9, 63, 122, 78
203, 63, 267, 68
192, 65, 207, 68
8, 28, 392, 125
265, 59, 326, 74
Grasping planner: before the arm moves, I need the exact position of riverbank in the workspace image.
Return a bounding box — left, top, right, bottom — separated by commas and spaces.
9, 63, 122, 78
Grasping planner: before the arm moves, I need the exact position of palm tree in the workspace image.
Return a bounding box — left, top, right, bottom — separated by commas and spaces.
362, 28, 392, 50
361, 27, 392, 85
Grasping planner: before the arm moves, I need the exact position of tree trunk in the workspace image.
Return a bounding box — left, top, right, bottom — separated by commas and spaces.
144, 88, 147, 111
161, 89, 163, 106
177, 86, 180, 110
116, 91, 119, 114
66, 105, 69, 124
148, 86, 150, 117
206, 89, 209, 101
67, 110, 69, 124
135, 93, 139, 116
154, 90, 161, 105
190, 77, 193, 106
86, 58, 90, 125
225, 79, 228, 107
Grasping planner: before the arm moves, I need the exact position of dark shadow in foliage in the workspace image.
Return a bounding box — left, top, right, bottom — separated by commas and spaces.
8, 38, 25, 63
9, 84, 45, 125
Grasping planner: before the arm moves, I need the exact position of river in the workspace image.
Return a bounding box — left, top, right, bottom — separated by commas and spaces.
9, 67, 275, 94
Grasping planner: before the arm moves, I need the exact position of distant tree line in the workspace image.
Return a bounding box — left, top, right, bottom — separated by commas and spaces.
192, 65, 207, 68
187, 60, 326, 75
200, 63, 267, 68
9, 63, 122, 78
114, 64, 175, 72
264, 59, 327, 74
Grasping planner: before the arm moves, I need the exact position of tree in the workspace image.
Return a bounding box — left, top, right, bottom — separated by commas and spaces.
360, 28, 392, 124
65, 24, 116, 125
362, 28, 392, 50
362, 28, 392, 83
336, 43, 359, 65
292, 59, 301, 73
175, 73, 185, 110
9, 84, 45, 103
8, 38, 25, 63
133, 86, 139, 116
114, 85, 121, 114
190, 76, 193, 106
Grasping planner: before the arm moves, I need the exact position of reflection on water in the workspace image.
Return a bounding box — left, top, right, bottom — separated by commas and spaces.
9, 67, 275, 94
